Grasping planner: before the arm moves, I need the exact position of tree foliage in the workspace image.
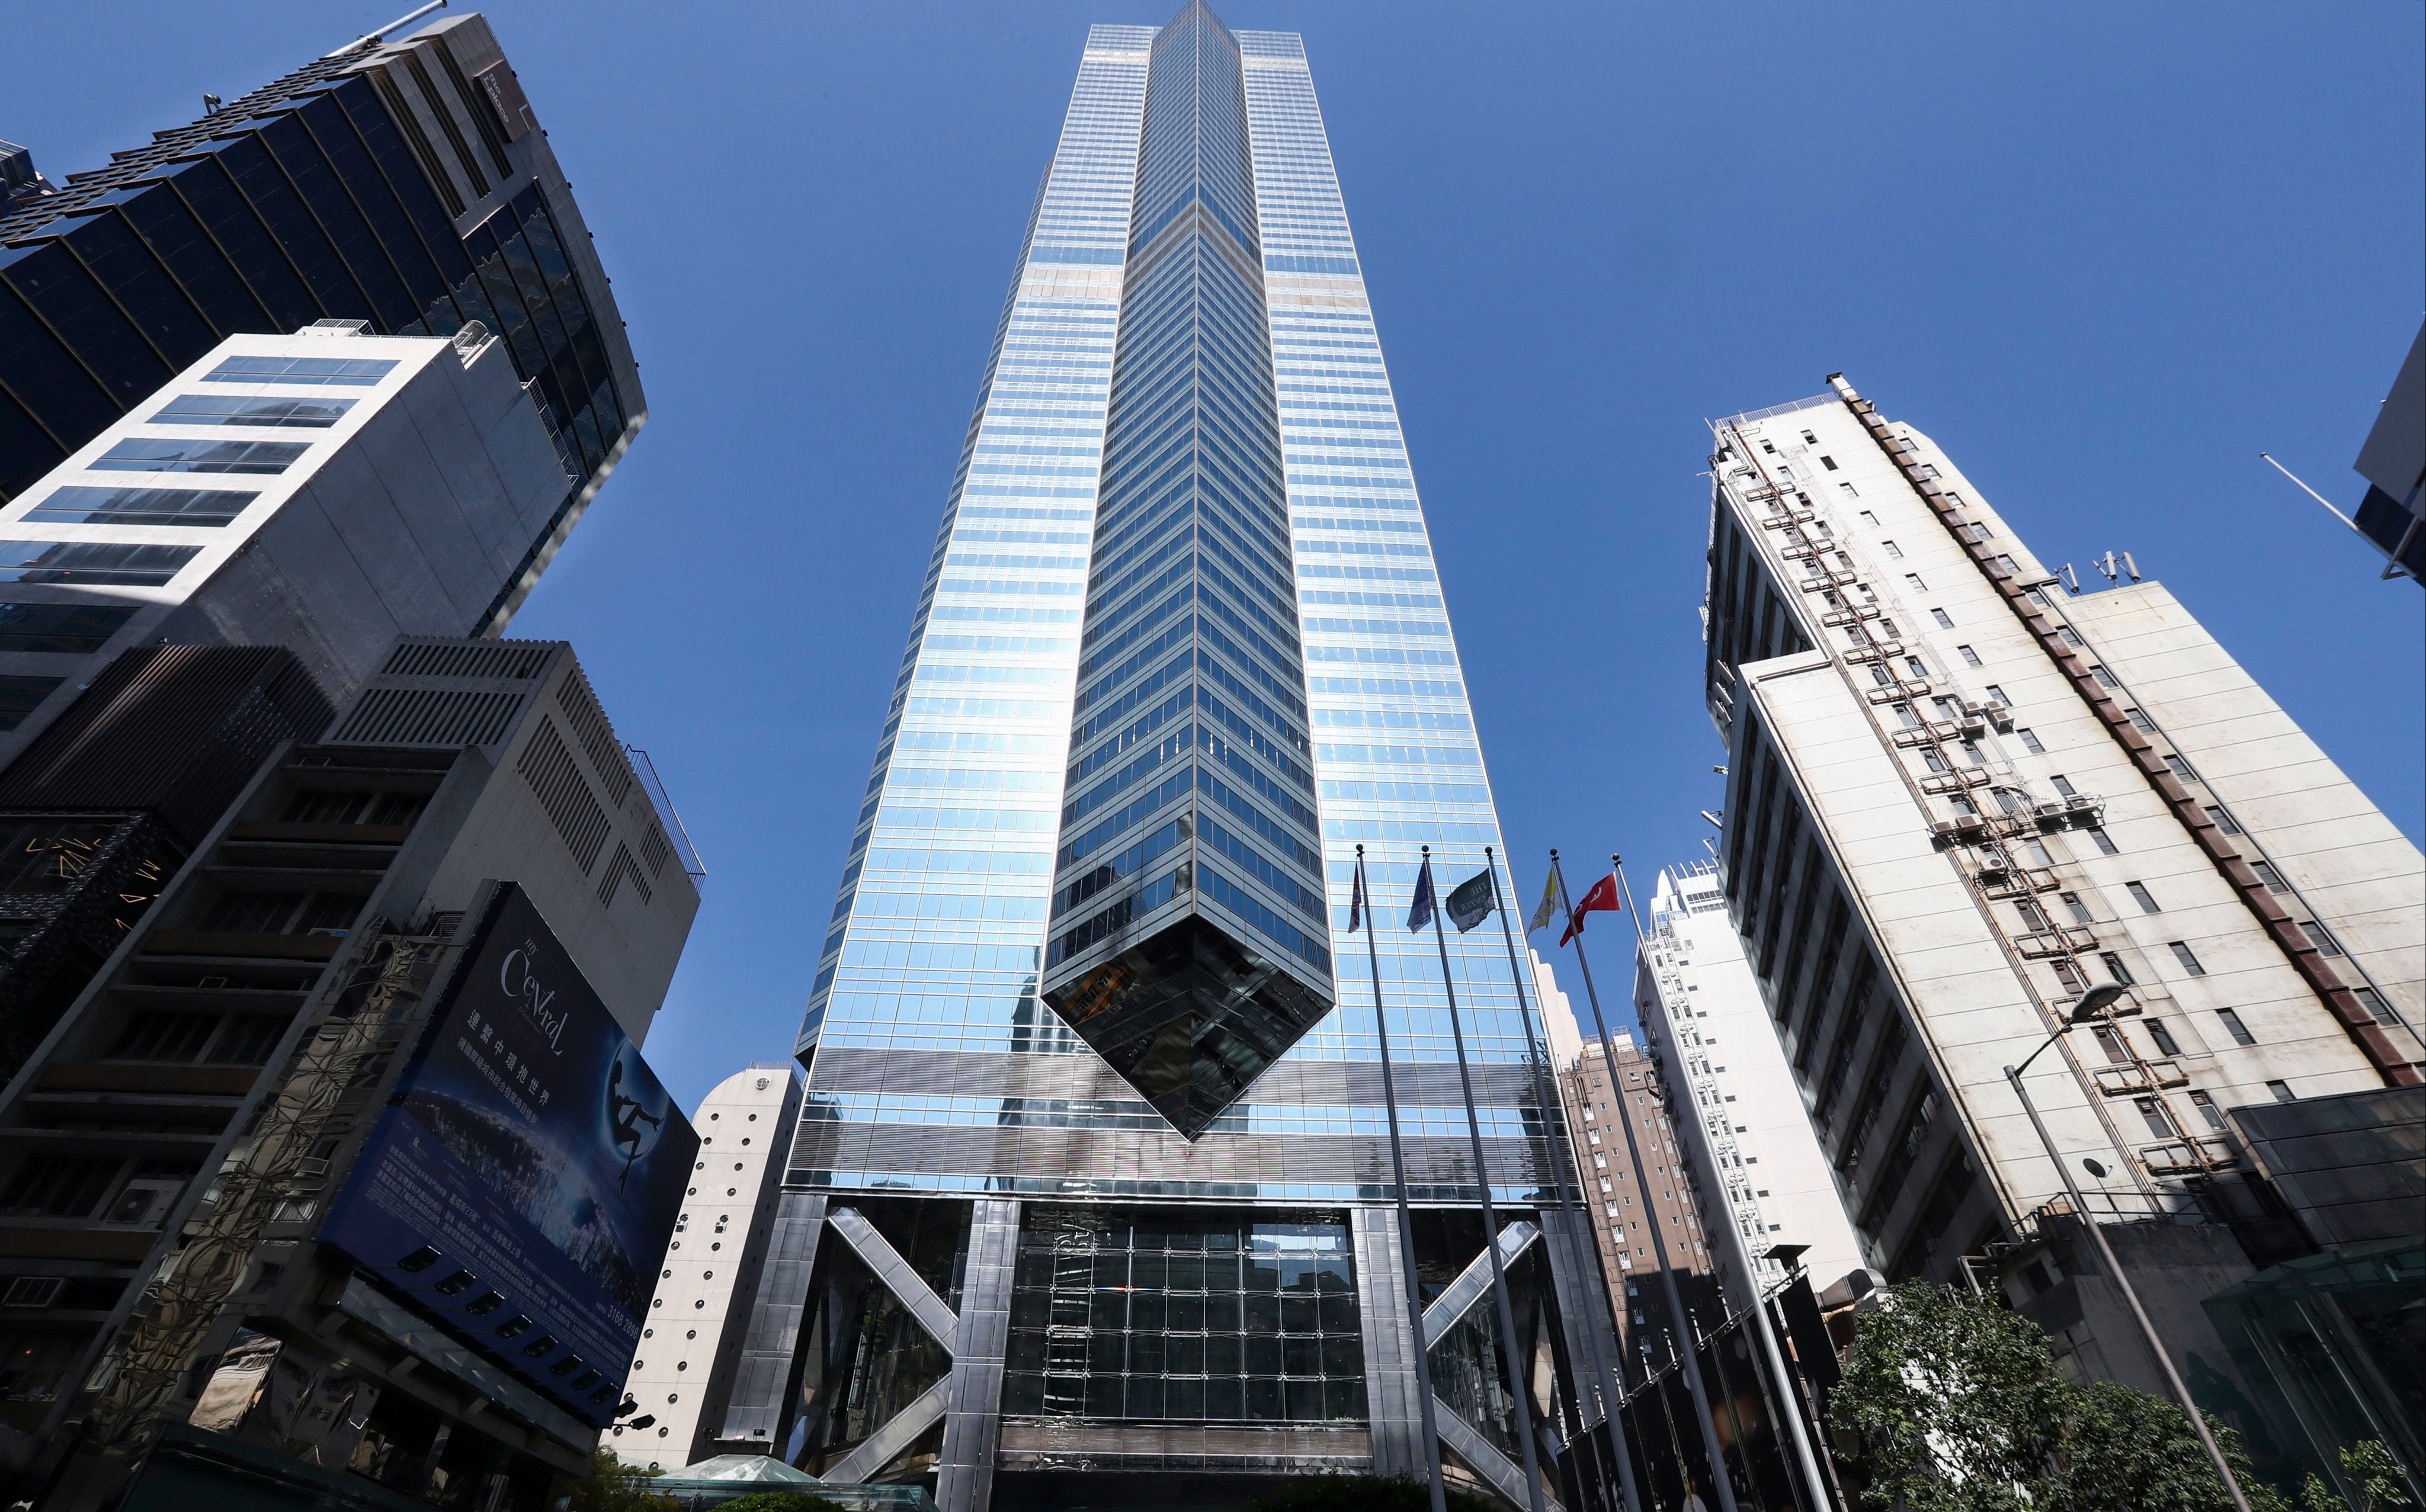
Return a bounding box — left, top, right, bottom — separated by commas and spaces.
562, 1449, 678, 1512
1827, 1280, 2290, 1512
2302, 1441, 2415, 1512
713, 1493, 852, 1512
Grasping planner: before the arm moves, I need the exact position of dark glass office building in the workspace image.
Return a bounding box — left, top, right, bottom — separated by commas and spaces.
0, 12, 642, 631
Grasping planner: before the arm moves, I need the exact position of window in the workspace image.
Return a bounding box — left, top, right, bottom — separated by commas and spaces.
2266, 1081, 2294, 1104
1843, 484, 1861, 500
2051, 957, 2088, 994
1934, 695, 1963, 720
2251, 861, 2288, 894
1930, 608, 1953, 628
2216, 1009, 2255, 1046
0, 602, 137, 654
1858, 509, 1878, 526
2025, 839, 2056, 866
1996, 554, 2021, 575
26, 485, 257, 527
2124, 881, 2160, 913
2134, 1097, 2174, 1139
2052, 775, 2078, 797
2126, 707, 2157, 733
2354, 988, 2396, 1025
203, 354, 398, 386
2165, 755, 2198, 782
149, 394, 355, 428
2086, 827, 2119, 856
2169, 942, 2206, 976
2148, 1019, 2183, 1057
1985, 685, 2010, 706
0, 542, 200, 588
2100, 952, 2135, 985
90, 438, 307, 476
1994, 789, 2023, 815
2017, 727, 2045, 753
1870, 664, 1894, 688
1891, 703, 1919, 727
1905, 573, 1927, 592
2061, 892, 2094, 924
1958, 740, 1986, 766
1882, 540, 1904, 558
2092, 1026, 2131, 1064
1821, 455, 1839, 471
2204, 806, 2241, 836
1957, 644, 1982, 667
1916, 463, 1940, 480
2299, 922, 2343, 958
1905, 656, 1929, 679
2090, 664, 2120, 689
1921, 749, 1947, 773
2189, 1090, 2224, 1130
1879, 618, 1900, 637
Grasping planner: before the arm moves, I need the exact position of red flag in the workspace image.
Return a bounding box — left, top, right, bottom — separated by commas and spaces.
1560, 874, 1621, 946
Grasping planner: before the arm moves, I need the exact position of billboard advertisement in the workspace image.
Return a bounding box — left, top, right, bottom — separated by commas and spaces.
321, 884, 696, 1425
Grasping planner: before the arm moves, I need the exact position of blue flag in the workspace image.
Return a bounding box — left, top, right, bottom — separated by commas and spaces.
1406, 858, 1435, 934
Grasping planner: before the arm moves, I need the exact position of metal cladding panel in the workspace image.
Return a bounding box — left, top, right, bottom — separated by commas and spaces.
0, 643, 332, 845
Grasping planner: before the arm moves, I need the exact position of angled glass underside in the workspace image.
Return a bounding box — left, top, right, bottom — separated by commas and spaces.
1039, 2, 1333, 1138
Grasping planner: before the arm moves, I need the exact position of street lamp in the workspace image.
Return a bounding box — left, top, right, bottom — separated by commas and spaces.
2004, 987, 2254, 1512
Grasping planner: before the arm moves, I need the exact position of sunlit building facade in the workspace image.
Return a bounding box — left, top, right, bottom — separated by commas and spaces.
720, 9, 1615, 1511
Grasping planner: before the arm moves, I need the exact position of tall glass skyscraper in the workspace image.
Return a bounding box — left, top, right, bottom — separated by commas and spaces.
728, 11, 1613, 1510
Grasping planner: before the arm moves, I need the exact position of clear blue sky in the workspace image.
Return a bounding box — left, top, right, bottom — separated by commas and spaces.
16, 2, 2422, 1109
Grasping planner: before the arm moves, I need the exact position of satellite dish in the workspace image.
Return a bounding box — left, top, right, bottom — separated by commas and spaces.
2082, 1158, 2108, 1179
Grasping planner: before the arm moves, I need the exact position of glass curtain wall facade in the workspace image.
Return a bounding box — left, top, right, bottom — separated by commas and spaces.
771, 9, 1607, 1508
0, 15, 640, 632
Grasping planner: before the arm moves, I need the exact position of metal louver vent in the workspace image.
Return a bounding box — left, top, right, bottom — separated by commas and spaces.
635, 819, 674, 878
515, 717, 608, 873
380, 640, 551, 681
597, 841, 652, 909
332, 687, 525, 748
554, 672, 633, 807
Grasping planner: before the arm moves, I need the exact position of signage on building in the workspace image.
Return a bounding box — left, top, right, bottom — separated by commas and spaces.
321, 884, 696, 1424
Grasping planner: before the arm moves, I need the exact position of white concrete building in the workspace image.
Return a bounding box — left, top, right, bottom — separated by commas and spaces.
613, 1063, 805, 1472
0, 322, 568, 761
1630, 862, 1868, 1302
1699, 375, 2424, 1319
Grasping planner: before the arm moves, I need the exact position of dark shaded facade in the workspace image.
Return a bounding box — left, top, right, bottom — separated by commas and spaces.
0, 12, 642, 632
0, 646, 332, 1086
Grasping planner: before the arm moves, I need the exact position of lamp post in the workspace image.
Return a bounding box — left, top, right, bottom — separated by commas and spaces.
2003, 985, 2254, 1512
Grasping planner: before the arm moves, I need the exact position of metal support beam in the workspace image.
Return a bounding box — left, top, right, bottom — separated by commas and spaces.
826, 1206, 959, 1353
1423, 1221, 1541, 1349
935, 1197, 1018, 1512
717, 1191, 826, 1447
822, 1376, 950, 1486
1437, 1394, 1567, 1512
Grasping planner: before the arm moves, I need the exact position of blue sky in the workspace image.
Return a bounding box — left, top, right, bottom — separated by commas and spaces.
17, 2, 2421, 1109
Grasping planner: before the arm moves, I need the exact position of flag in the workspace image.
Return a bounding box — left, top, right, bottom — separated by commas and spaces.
1559, 872, 1621, 946
1526, 870, 1559, 934
1347, 861, 1364, 935
1446, 869, 1494, 933
1406, 858, 1435, 934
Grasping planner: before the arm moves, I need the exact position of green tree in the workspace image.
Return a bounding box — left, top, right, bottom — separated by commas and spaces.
2302, 1440, 2415, 1512
1828, 1281, 2288, 1512
1826, 1280, 2069, 1511
1245, 1472, 1499, 1512
562, 1449, 678, 1512
713, 1492, 851, 1512
2052, 1379, 2286, 1512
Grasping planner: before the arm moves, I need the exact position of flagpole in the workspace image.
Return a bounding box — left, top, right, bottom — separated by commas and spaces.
1360, 846, 1448, 1512
1551, 849, 1742, 1512
1487, 847, 1643, 1512
1612, 854, 1835, 1512
1421, 846, 1549, 1512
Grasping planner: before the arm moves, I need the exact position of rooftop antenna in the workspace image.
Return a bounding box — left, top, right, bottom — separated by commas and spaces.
2093, 551, 2137, 584
201, 94, 222, 114
327, 0, 447, 57
2060, 563, 2081, 595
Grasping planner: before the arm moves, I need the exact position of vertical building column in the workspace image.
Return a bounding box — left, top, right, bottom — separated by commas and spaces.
937, 1198, 1020, 1512
1540, 1206, 1619, 1428
1352, 1205, 1425, 1478
715, 1192, 826, 1450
